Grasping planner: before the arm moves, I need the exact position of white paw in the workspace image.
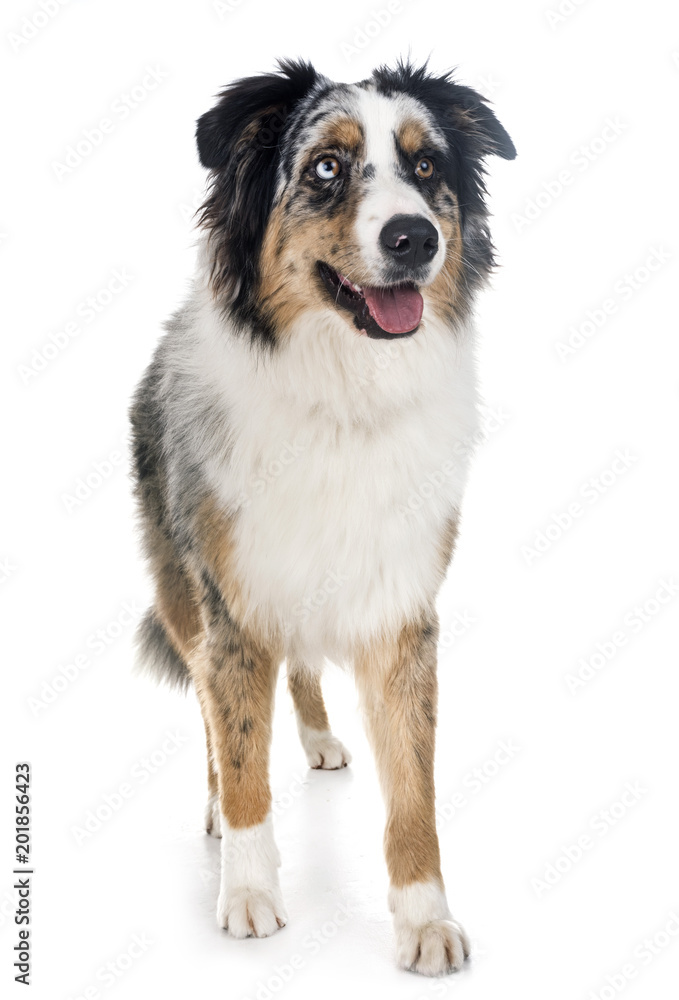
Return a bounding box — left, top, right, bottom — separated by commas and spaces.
396, 918, 470, 975
389, 880, 470, 976
216, 812, 287, 939
205, 793, 221, 837
299, 725, 351, 769
218, 885, 287, 938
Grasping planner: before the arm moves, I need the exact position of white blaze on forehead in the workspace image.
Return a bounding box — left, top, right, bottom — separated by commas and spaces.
354, 87, 446, 284
357, 88, 441, 173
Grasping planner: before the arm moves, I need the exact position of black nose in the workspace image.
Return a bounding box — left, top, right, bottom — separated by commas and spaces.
379, 214, 439, 269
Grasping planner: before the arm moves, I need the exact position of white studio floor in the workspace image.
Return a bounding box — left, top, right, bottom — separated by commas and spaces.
7, 564, 679, 1000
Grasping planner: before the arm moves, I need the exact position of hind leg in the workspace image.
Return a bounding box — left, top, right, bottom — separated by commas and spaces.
287, 663, 351, 770
200, 706, 221, 837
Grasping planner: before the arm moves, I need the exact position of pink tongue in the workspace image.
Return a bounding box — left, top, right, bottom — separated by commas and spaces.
362, 285, 423, 335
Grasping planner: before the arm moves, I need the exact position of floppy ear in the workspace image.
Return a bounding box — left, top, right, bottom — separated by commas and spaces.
196, 58, 319, 169
196, 60, 320, 313
447, 84, 517, 161
371, 61, 516, 162
371, 61, 514, 285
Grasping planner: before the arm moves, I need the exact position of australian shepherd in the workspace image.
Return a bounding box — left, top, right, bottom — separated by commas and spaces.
130, 58, 515, 976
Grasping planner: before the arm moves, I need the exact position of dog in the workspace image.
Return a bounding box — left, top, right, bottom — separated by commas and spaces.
130, 58, 515, 976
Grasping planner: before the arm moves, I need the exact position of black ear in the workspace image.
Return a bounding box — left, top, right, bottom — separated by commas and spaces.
371, 60, 516, 162
371, 61, 514, 286
196, 60, 321, 332
196, 58, 320, 169
448, 85, 517, 161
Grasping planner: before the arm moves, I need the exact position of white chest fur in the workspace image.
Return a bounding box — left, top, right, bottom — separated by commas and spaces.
190, 292, 480, 662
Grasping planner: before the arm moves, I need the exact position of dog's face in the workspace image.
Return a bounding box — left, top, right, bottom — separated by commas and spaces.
197, 60, 515, 346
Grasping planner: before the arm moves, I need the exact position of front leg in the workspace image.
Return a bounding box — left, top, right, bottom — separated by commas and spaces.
355, 614, 470, 976
193, 582, 286, 938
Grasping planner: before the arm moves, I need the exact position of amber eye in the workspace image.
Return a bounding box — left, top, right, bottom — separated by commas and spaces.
315, 156, 341, 179
415, 157, 434, 179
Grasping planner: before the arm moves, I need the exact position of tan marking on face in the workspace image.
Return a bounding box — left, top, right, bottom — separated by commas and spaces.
354, 614, 443, 888
422, 191, 466, 325
316, 115, 365, 155
257, 201, 311, 338
397, 117, 430, 156
258, 185, 366, 338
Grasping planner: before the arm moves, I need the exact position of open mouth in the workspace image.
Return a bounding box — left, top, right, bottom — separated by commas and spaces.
317, 262, 423, 339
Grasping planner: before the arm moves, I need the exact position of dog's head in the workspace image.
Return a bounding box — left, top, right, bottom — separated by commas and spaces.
197, 59, 515, 347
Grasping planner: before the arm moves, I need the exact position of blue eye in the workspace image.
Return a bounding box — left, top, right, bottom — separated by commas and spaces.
315, 157, 341, 179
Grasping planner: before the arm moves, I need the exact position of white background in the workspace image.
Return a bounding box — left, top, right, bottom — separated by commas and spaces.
3, 0, 679, 997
